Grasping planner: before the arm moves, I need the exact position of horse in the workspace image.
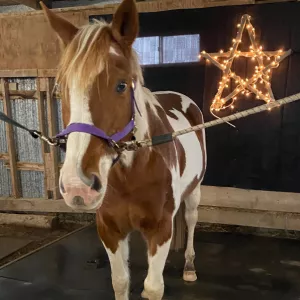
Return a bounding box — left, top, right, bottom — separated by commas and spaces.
41, 0, 207, 299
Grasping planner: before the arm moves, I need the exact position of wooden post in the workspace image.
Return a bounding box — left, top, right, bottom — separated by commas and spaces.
46, 78, 60, 199
37, 78, 49, 198
1, 78, 21, 198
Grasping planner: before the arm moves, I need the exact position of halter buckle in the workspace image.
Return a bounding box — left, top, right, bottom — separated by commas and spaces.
31, 130, 66, 147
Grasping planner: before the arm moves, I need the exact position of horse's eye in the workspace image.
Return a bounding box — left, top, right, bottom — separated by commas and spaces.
116, 82, 127, 93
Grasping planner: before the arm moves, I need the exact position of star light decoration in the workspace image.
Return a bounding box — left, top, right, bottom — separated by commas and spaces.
200, 14, 292, 115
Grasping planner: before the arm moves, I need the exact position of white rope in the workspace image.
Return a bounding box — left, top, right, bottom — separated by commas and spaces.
173, 92, 300, 139
122, 92, 300, 150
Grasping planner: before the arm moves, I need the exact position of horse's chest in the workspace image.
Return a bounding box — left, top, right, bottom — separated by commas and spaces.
99, 186, 173, 232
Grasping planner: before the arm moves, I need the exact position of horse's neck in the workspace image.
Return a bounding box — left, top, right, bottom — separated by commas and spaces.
133, 83, 158, 140
119, 83, 158, 168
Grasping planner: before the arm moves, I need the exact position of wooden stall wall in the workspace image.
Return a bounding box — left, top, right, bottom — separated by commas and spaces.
132, 2, 300, 193
0, 1, 300, 200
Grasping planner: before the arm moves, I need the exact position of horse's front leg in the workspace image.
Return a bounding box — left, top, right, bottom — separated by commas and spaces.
142, 217, 173, 300
97, 218, 130, 300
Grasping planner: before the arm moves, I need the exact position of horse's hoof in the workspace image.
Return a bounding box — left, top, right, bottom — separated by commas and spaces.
183, 270, 197, 282
141, 289, 149, 299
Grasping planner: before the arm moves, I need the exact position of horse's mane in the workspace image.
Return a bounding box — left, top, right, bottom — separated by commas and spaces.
56, 19, 144, 98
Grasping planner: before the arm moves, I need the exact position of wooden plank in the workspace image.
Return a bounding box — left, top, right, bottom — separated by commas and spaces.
4, 161, 44, 171
0, 0, 255, 18
198, 206, 300, 231
2, 159, 62, 171
36, 78, 49, 198
0, 70, 56, 78
38, 69, 57, 78
46, 78, 60, 199
0, 83, 17, 91
0, 153, 9, 160
200, 186, 300, 213
3, 190, 300, 232
11, 0, 40, 9
0, 70, 38, 77
0, 213, 58, 229
0, 90, 61, 100
1, 79, 20, 198
1, 185, 300, 213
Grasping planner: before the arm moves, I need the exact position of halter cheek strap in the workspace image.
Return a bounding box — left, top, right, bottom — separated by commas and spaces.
55, 85, 141, 147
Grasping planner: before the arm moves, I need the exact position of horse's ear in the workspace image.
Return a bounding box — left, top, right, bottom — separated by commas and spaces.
111, 0, 139, 47
40, 1, 78, 46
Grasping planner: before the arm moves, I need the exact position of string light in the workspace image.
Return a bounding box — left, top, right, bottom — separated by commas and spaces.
199, 13, 291, 115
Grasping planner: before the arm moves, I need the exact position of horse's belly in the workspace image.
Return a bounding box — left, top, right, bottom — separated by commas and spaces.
166, 108, 205, 195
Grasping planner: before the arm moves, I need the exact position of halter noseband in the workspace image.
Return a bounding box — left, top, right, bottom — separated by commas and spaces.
55, 83, 141, 151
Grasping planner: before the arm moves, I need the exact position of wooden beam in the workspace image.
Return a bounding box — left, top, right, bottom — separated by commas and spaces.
46, 78, 60, 199
37, 78, 49, 198
198, 206, 300, 231
0, 69, 57, 78
0, 69, 38, 77
0, 90, 61, 100
200, 185, 300, 213
1, 79, 20, 198
1, 186, 300, 232
1, 155, 62, 171
4, 161, 44, 171
0, 83, 17, 91
8, 0, 51, 9
0, 0, 266, 19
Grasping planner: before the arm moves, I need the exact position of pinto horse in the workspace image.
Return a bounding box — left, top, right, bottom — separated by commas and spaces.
41, 1, 207, 299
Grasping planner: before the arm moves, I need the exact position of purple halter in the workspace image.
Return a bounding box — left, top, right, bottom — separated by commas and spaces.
55, 86, 141, 147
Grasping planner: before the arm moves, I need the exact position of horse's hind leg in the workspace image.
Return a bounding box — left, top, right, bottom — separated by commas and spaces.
183, 183, 201, 282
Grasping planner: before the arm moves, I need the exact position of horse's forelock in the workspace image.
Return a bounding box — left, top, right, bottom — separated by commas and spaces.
56, 20, 112, 94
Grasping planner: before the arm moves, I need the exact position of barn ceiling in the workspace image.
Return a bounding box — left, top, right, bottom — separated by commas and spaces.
0, 0, 297, 12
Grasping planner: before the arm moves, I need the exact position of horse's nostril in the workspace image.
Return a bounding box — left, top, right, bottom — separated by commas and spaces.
91, 175, 101, 192
72, 196, 85, 206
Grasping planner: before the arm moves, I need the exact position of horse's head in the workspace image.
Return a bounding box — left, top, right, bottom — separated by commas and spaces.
41, 0, 141, 210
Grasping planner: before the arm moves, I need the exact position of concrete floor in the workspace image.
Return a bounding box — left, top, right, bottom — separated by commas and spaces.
1, 225, 300, 300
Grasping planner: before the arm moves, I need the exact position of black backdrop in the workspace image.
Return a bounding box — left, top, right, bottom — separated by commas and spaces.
91, 2, 300, 192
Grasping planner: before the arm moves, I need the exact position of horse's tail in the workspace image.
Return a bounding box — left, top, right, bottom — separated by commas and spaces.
170, 202, 186, 251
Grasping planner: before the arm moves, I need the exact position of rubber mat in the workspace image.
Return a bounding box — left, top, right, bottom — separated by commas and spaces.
1, 225, 300, 300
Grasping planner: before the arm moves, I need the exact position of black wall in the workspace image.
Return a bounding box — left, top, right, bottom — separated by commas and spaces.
92, 2, 300, 192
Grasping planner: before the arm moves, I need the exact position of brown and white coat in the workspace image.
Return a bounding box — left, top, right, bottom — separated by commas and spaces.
41, 1, 207, 299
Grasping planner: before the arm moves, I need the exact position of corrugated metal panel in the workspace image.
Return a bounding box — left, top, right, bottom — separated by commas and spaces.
9, 78, 43, 163
0, 161, 12, 196
11, 99, 43, 163
8, 78, 44, 198
19, 171, 44, 198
